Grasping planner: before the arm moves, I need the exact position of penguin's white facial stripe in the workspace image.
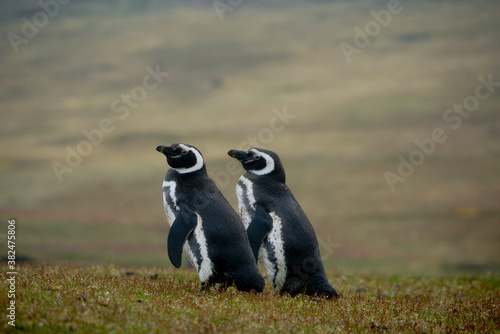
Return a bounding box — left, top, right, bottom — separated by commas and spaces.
249, 150, 275, 176
178, 143, 190, 152
172, 144, 204, 174
243, 153, 261, 164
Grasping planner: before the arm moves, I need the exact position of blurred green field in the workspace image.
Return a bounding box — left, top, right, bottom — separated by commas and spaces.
0, 0, 499, 276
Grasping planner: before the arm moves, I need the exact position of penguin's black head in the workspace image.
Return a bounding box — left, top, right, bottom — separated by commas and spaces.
228, 148, 285, 182
156, 143, 205, 174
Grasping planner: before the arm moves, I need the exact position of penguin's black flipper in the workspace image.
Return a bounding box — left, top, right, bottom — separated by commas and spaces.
247, 206, 273, 261
167, 206, 198, 268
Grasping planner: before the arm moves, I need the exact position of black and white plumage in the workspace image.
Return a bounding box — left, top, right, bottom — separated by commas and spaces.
156, 143, 265, 293
228, 147, 338, 299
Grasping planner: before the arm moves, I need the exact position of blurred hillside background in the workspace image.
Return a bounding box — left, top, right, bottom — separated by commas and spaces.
0, 0, 498, 275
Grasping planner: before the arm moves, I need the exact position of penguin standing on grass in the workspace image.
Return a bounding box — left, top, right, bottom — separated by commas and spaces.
156, 143, 265, 293
228, 147, 338, 298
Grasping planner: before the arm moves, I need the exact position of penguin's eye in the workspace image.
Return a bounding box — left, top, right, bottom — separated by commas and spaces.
181, 150, 188, 155
253, 154, 260, 160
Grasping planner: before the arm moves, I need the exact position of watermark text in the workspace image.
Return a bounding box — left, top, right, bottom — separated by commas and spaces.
6, 219, 17, 327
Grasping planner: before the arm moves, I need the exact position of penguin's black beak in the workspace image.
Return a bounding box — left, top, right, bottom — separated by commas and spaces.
156, 145, 178, 156
228, 149, 252, 162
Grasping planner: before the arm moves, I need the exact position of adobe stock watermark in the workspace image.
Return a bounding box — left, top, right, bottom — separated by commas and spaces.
339, 0, 412, 64
52, 64, 169, 182
318, 234, 341, 262
213, 0, 244, 22
7, 0, 70, 54
6, 219, 17, 327
209, 106, 295, 188
384, 74, 499, 192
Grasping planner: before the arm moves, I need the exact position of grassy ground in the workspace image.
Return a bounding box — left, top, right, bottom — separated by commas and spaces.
0, 0, 499, 276
1, 263, 498, 333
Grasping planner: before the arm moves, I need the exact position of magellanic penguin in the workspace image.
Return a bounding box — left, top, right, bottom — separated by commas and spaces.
156, 143, 265, 293
227, 147, 338, 298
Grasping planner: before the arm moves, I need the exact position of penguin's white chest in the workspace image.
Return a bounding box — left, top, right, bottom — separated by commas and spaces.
162, 180, 179, 224
236, 176, 287, 290
236, 177, 256, 229
162, 180, 213, 283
